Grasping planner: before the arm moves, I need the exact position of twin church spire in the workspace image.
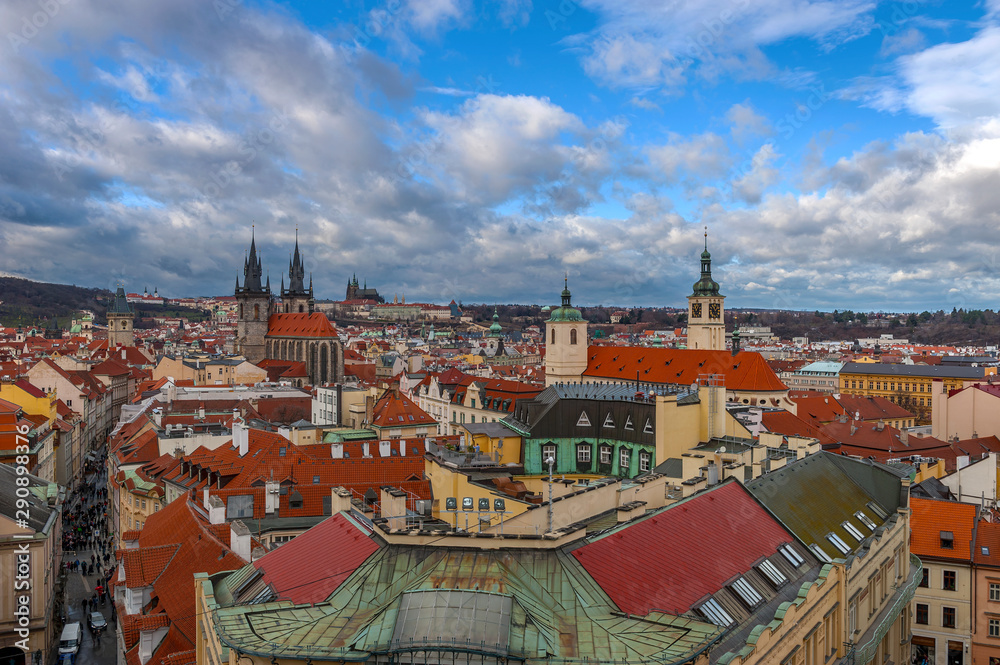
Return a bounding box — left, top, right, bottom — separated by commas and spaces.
236, 227, 314, 314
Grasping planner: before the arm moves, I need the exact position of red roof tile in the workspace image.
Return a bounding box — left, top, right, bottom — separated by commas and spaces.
253, 513, 378, 604
266, 312, 338, 338
573, 481, 795, 615
584, 348, 787, 392
910, 496, 977, 561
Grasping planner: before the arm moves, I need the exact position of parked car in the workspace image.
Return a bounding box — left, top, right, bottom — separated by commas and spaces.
88, 611, 107, 633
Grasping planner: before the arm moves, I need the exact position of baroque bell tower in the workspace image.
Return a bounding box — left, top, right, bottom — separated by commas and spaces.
544, 277, 588, 387
235, 228, 272, 363
686, 229, 726, 351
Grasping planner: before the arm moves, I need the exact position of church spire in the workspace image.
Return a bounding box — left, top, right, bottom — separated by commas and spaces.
692, 226, 721, 297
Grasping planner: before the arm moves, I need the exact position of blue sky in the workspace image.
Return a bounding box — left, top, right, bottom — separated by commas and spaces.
1, 0, 999, 311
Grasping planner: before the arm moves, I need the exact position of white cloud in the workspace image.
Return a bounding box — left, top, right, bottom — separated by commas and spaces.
726, 101, 771, 144
647, 132, 732, 183
573, 0, 877, 91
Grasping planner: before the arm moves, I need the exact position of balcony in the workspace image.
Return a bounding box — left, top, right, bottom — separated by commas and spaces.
842, 554, 923, 665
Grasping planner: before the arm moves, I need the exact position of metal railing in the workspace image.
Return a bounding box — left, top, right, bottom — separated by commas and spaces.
845, 554, 923, 665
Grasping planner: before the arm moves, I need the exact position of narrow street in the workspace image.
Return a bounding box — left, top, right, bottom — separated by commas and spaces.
56, 456, 116, 665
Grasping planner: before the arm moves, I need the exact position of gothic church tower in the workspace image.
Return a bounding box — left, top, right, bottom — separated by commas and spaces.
235, 231, 272, 363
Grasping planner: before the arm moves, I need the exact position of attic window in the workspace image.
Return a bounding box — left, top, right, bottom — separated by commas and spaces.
940, 531, 954, 549
757, 559, 787, 587
313, 475, 320, 484
854, 511, 877, 530
730, 577, 763, 608
624, 414, 634, 431
698, 598, 734, 627
867, 501, 889, 519
279, 447, 286, 456
778, 544, 805, 567
577, 412, 591, 427
983, 546, 990, 556
810, 544, 832, 563
842, 521, 865, 542
289, 491, 303, 509
826, 533, 851, 555
603, 413, 615, 428
643, 418, 654, 434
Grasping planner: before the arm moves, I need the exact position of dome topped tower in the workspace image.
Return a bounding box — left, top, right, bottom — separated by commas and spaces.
686, 228, 726, 351
544, 276, 588, 386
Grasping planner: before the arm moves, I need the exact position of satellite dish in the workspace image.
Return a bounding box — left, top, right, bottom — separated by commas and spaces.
690, 382, 698, 391
717, 446, 726, 454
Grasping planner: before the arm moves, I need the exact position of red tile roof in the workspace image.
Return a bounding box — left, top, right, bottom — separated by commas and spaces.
573, 481, 795, 615
837, 395, 914, 421
371, 390, 436, 428
910, 497, 977, 561
253, 513, 378, 604
790, 395, 847, 424
121, 544, 179, 588
266, 312, 338, 338
584, 348, 787, 392
761, 410, 838, 445
975, 519, 1000, 567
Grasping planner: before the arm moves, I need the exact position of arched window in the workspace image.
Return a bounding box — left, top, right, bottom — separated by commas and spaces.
570, 329, 578, 345
254, 304, 259, 319
551, 328, 556, 344
298, 304, 304, 313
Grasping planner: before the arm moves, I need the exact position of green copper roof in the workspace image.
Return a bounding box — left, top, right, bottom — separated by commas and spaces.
547, 278, 583, 322
209, 545, 723, 664
108, 285, 134, 315
489, 308, 503, 336
691, 231, 722, 297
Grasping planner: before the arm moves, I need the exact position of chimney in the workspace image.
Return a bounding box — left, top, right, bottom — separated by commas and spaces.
230, 520, 252, 561
900, 429, 909, 446
233, 420, 249, 457
265, 480, 279, 514
331, 486, 352, 513
152, 408, 162, 427
121, 348, 127, 360
207, 495, 225, 524
380, 487, 407, 530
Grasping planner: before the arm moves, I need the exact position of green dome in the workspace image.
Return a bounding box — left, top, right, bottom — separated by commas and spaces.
692, 233, 722, 297
547, 277, 583, 322
489, 308, 503, 335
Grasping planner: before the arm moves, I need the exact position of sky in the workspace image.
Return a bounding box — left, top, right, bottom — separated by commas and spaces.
1, 0, 999, 311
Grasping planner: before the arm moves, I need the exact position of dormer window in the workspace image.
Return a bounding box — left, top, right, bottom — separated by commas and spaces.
826, 533, 851, 555
730, 577, 763, 608
757, 559, 787, 587
941, 531, 954, 549
697, 598, 734, 627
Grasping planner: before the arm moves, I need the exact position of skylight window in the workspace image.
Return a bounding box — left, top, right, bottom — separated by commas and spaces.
757, 560, 787, 587
698, 598, 734, 627
842, 521, 865, 542
730, 577, 763, 608
826, 533, 851, 555
779, 544, 805, 568
810, 544, 832, 563
867, 501, 889, 520
603, 413, 615, 428
855, 511, 877, 530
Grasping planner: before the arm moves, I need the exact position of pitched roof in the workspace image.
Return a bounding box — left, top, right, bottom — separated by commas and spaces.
910, 497, 977, 562
572, 481, 796, 615
584, 348, 787, 392
266, 312, 337, 339
837, 395, 914, 421
974, 519, 1000, 567
370, 390, 436, 428
746, 452, 901, 561
252, 513, 378, 604
760, 410, 838, 445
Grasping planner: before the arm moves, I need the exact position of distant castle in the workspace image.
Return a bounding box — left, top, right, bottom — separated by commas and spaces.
345, 274, 384, 303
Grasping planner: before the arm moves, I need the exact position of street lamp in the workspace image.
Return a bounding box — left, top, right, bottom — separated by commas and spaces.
546, 455, 555, 534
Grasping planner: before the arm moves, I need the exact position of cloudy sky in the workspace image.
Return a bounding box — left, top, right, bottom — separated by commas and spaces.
1, 0, 999, 310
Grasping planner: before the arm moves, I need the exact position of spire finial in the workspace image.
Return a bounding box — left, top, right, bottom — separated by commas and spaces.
704, 226, 708, 251
564, 272, 568, 290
